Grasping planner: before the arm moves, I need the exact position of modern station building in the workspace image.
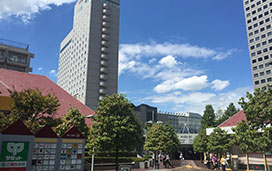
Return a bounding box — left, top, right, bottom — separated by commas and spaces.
134, 104, 202, 159
243, 0, 272, 89
0, 38, 34, 73
57, 0, 120, 110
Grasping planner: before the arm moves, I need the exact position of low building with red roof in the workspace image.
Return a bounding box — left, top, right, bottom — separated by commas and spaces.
0, 68, 95, 127
206, 110, 246, 135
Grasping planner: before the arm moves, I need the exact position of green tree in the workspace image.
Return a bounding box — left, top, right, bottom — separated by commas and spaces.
0, 112, 17, 132
201, 105, 216, 128
234, 85, 272, 153
207, 127, 232, 154
144, 123, 181, 153
193, 129, 209, 153
217, 103, 240, 125
7, 88, 60, 133
239, 86, 272, 128
56, 107, 89, 137
88, 94, 143, 171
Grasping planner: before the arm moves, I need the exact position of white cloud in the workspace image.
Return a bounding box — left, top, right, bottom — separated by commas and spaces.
211, 79, 230, 90
49, 69, 57, 77
38, 67, 43, 71
175, 75, 209, 91
145, 86, 253, 114
154, 75, 209, 93
0, 0, 76, 23
159, 55, 177, 68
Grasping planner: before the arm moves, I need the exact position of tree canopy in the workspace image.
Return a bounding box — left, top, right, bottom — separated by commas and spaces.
207, 127, 232, 154
217, 103, 240, 125
56, 107, 89, 137
3, 88, 60, 133
87, 94, 143, 171
201, 105, 216, 128
193, 129, 208, 153
144, 123, 180, 153
234, 85, 272, 153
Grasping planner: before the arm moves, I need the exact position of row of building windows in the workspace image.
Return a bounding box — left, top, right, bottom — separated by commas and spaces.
0, 51, 27, 65
250, 38, 272, 49
248, 16, 272, 30
254, 70, 271, 77
253, 61, 272, 71
245, 0, 271, 8
251, 46, 272, 57
252, 54, 272, 63
255, 77, 272, 85
245, 1, 271, 12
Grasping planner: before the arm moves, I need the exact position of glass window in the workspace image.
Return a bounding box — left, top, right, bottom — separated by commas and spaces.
0, 51, 4, 59
255, 80, 259, 85
266, 70, 271, 74
260, 72, 265, 76
254, 73, 259, 77
259, 64, 264, 69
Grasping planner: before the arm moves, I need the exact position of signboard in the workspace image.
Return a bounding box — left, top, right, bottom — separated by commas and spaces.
31, 142, 58, 171
178, 134, 197, 145
0, 141, 29, 168
59, 142, 84, 170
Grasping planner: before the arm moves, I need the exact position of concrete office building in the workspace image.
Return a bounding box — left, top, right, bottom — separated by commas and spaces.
0, 38, 34, 72
243, 0, 272, 89
57, 0, 120, 109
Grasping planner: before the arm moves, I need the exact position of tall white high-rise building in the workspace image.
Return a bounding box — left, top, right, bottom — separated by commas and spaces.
57, 0, 119, 110
243, 0, 272, 89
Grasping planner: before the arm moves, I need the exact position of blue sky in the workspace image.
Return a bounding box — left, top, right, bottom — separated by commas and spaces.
0, 0, 253, 114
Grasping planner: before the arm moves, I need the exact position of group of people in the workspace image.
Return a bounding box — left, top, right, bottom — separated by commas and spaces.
205, 154, 228, 171
152, 153, 174, 169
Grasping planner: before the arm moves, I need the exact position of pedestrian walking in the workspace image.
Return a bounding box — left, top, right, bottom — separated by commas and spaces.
165, 154, 174, 168
212, 154, 218, 170
220, 155, 228, 171
205, 153, 211, 169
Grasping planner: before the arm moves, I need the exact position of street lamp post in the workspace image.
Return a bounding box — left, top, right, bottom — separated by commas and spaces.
87, 114, 95, 171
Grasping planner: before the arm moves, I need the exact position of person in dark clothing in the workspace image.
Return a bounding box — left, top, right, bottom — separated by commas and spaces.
205, 154, 211, 169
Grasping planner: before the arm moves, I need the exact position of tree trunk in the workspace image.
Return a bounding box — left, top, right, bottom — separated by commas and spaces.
246, 153, 249, 171
264, 153, 267, 171
115, 147, 119, 171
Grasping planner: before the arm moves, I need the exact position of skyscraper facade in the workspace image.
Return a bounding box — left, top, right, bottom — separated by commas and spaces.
243, 0, 272, 89
57, 0, 119, 109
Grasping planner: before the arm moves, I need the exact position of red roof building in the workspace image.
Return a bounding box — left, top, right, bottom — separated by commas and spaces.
0, 68, 95, 126
207, 110, 246, 135
219, 110, 246, 127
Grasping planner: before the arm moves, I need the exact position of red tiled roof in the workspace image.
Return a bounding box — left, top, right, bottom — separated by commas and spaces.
0, 68, 95, 127
219, 110, 246, 127
35, 125, 58, 138
2, 120, 33, 135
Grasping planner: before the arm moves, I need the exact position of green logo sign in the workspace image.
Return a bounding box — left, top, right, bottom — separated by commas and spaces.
0, 142, 29, 162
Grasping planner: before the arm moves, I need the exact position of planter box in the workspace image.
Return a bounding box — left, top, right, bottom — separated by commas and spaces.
139, 162, 145, 169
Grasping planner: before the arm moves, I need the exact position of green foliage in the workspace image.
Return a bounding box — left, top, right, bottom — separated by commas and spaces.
239, 86, 272, 129
193, 129, 208, 153
207, 127, 232, 154
217, 103, 240, 125
8, 88, 60, 133
87, 94, 143, 170
56, 107, 89, 137
144, 123, 181, 153
0, 112, 17, 132
233, 121, 260, 153
201, 105, 216, 128
234, 85, 272, 153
